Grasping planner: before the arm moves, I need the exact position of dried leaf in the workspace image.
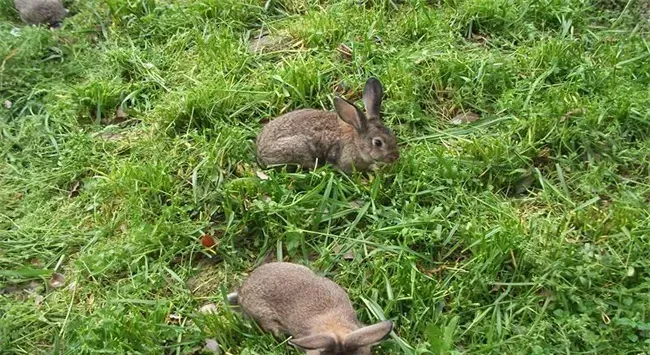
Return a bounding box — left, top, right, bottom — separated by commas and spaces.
336, 43, 353, 61
342, 250, 355, 261
249, 33, 293, 53
28, 280, 41, 292
256, 171, 270, 180
116, 106, 128, 119
49, 273, 65, 288
166, 313, 182, 324
450, 112, 480, 125
30, 258, 43, 268
199, 303, 219, 315
333, 81, 350, 95
201, 234, 216, 248
69, 181, 82, 198
3, 100, 11, 109
471, 34, 491, 45
203, 339, 221, 354
349, 199, 364, 209
34, 294, 44, 307
100, 132, 123, 141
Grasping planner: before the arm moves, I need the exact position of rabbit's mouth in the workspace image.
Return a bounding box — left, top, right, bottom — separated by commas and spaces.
385, 152, 399, 163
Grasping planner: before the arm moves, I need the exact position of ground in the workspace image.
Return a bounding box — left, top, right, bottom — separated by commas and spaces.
1, 0, 649, 354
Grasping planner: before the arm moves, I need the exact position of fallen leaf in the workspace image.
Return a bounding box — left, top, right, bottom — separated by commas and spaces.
336, 43, 353, 61
203, 339, 221, 354
561, 108, 586, 121
333, 245, 355, 261
34, 294, 44, 307
166, 313, 182, 324
30, 258, 43, 268
249, 32, 294, 53
199, 303, 218, 315
3, 100, 11, 109
100, 132, 123, 141
49, 273, 65, 288
471, 33, 491, 45
69, 181, 82, 198
201, 234, 216, 248
258, 116, 271, 124
116, 106, 128, 120
342, 250, 355, 261
28, 280, 41, 291
333, 81, 350, 95
450, 112, 480, 125
67, 281, 77, 292
256, 171, 270, 180
349, 199, 364, 209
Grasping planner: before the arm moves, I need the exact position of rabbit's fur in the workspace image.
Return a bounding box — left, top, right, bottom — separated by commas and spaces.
230, 262, 393, 354
14, 0, 67, 26
256, 78, 399, 174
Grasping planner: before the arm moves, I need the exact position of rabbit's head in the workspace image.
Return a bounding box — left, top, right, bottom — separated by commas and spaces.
334, 78, 399, 168
289, 320, 393, 355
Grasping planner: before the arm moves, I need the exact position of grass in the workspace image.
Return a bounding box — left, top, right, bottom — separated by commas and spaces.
1, 0, 649, 353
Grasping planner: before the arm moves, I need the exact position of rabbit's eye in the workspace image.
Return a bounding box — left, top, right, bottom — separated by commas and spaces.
373, 138, 383, 147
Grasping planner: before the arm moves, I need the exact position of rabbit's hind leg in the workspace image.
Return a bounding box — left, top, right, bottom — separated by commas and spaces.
259, 135, 320, 170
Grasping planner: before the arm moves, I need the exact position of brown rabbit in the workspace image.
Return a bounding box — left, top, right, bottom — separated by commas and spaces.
14, 0, 67, 27
256, 78, 399, 174
228, 262, 393, 354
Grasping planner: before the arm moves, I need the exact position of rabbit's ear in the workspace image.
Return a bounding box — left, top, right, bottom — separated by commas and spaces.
289, 333, 337, 350
363, 77, 383, 120
344, 321, 393, 348
334, 97, 368, 133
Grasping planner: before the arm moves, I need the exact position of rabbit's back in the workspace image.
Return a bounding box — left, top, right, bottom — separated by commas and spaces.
256, 109, 345, 169
257, 109, 340, 143
14, 0, 66, 25
239, 262, 359, 337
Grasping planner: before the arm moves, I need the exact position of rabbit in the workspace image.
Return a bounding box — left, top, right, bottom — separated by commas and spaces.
14, 0, 67, 27
256, 77, 399, 174
228, 262, 393, 354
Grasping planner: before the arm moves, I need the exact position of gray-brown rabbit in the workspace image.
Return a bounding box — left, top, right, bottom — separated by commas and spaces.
228, 262, 393, 354
256, 78, 399, 174
14, 0, 67, 27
